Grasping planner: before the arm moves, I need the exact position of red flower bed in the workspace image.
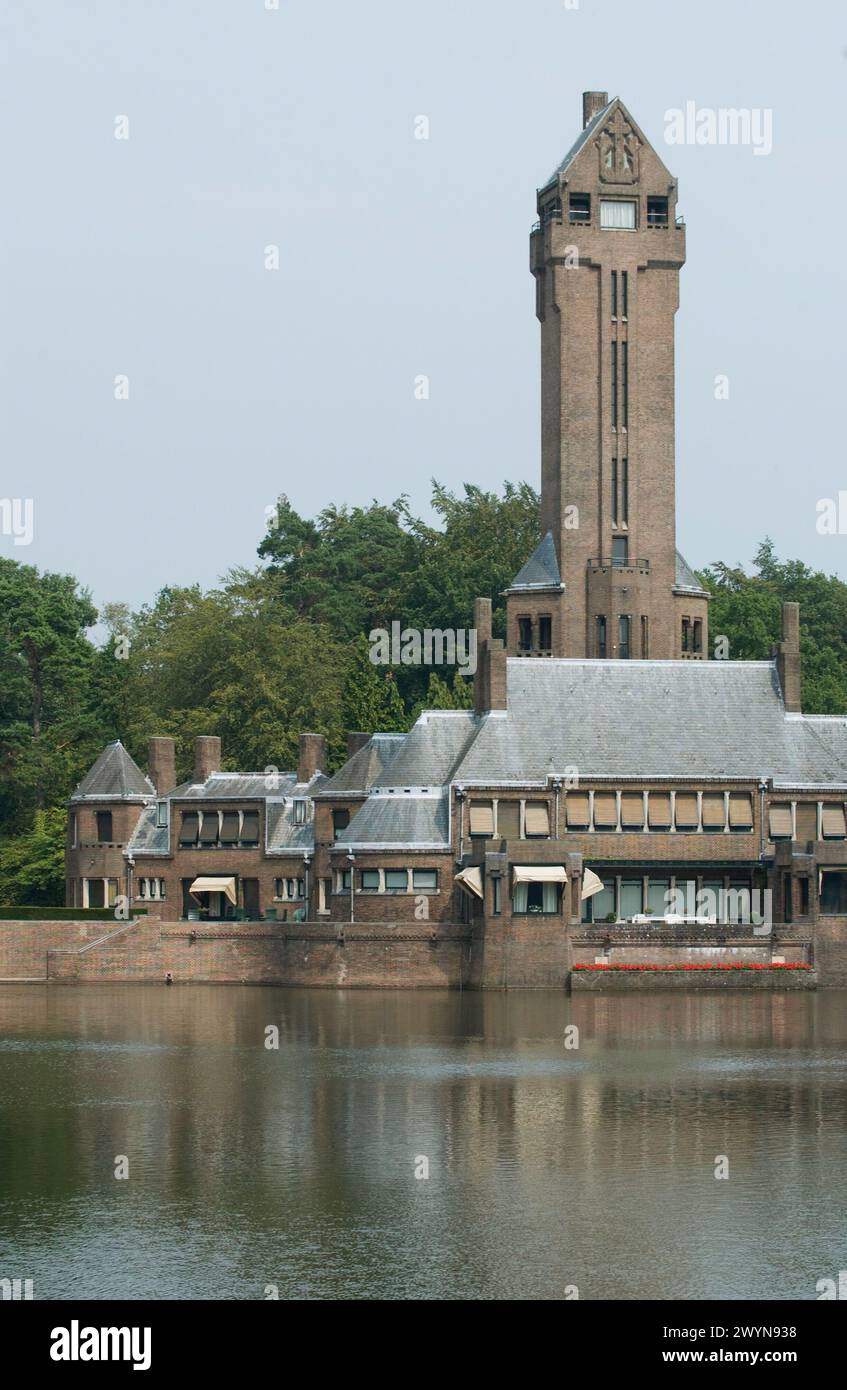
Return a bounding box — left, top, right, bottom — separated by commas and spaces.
573, 962, 811, 972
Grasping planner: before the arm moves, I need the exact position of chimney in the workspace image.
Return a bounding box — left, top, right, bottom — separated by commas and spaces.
346, 732, 370, 760
193, 735, 221, 785
582, 90, 608, 127
148, 736, 176, 795
774, 602, 801, 713
298, 732, 327, 784
472, 596, 508, 715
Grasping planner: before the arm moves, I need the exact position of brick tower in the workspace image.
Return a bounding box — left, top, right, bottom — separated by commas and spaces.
506, 92, 709, 661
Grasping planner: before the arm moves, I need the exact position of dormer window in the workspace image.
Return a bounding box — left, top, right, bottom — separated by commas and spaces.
647, 196, 669, 227
568, 193, 590, 224
293, 799, 307, 825
600, 199, 636, 230
156, 801, 168, 828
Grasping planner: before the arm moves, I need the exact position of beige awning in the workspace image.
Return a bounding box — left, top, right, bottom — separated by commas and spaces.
190, 876, 238, 906
513, 865, 567, 884
822, 804, 847, 838
581, 868, 605, 901
768, 804, 793, 838
524, 801, 550, 836
454, 866, 484, 900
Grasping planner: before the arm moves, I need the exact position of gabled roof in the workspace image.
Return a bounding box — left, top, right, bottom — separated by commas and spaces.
675, 550, 710, 597
542, 96, 616, 188
72, 742, 155, 801
506, 531, 562, 592
316, 734, 405, 797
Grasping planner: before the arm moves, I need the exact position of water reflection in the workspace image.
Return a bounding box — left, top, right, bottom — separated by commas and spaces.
0, 986, 844, 1299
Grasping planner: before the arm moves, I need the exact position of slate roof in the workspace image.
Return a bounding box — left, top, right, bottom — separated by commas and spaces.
542, 97, 616, 189
507, 531, 562, 592
371, 711, 479, 788
72, 742, 155, 801
336, 792, 451, 849
675, 550, 710, 596
317, 734, 405, 796
453, 660, 847, 787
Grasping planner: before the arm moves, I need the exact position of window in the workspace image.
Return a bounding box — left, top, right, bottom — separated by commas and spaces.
621, 341, 628, 428
596, 616, 607, 660
220, 811, 240, 846
538, 615, 552, 652
692, 619, 702, 653
240, 810, 260, 846
646, 878, 670, 917
822, 804, 847, 839
148, 878, 158, 899
360, 870, 380, 891
159, 879, 166, 900
647, 195, 668, 227
569, 192, 590, 223
702, 793, 726, 831
648, 792, 672, 830
518, 616, 532, 652
179, 811, 199, 847
620, 793, 645, 829
332, 808, 350, 840
621, 271, 628, 317
497, 800, 520, 840
566, 792, 590, 830
199, 811, 219, 847
541, 197, 562, 226
619, 880, 643, 919
611, 342, 618, 428
600, 199, 636, 229
612, 537, 628, 566
385, 870, 408, 892
800, 877, 810, 916
640, 614, 649, 659
681, 618, 691, 653
70, 812, 78, 848
768, 804, 793, 840
138, 878, 147, 898
513, 881, 559, 915
612, 459, 618, 525
96, 811, 113, 843
583, 877, 615, 923
338, 869, 352, 892
675, 793, 699, 831
728, 793, 754, 831
524, 802, 550, 837
622, 458, 629, 523
293, 799, 307, 825
413, 869, 438, 891
156, 801, 168, 828
611, 270, 617, 317
795, 803, 818, 845
820, 871, 847, 914
86, 879, 105, 909
492, 876, 502, 914
618, 615, 631, 660
593, 792, 617, 829
469, 801, 494, 837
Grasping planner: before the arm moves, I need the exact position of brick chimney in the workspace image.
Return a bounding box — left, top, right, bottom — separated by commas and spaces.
193, 735, 221, 785
148, 736, 176, 794
583, 90, 609, 127
774, 602, 801, 714
298, 732, 327, 784
473, 596, 507, 714
346, 732, 370, 760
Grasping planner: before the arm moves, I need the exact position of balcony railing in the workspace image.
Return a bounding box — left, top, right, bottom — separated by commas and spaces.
588, 556, 650, 572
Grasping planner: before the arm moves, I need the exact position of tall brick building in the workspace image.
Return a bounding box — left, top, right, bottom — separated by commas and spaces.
64, 93, 847, 988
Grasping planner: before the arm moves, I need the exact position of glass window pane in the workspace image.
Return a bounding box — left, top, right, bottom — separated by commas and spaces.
619, 880, 643, 919
646, 879, 670, 916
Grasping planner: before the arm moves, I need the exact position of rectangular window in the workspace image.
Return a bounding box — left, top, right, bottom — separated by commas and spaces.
96, 811, 113, 843
621, 342, 628, 428
156, 801, 168, 828
220, 810, 240, 845
492, 876, 502, 914
293, 800, 307, 825
593, 792, 617, 829
70, 812, 78, 848
148, 879, 158, 900
160, 879, 165, 900
611, 270, 617, 317
469, 801, 494, 837
612, 537, 628, 566
702, 793, 726, 831
569, 192, 590, 223
240, 810, 260, 846
600, 200, 636, 229
332, 808, 350, 839
692, 619, 702, 653
620, 792, 645, 829
497, 800, 520, 840
675, 793, 699, 831
681, 618, 691, 653
338, 869, 352, 892
794, 803, 818, 845
517, 616, 533, 652
611, 342, 618, 428
820, 870, 847, 915
596, 615, 607, 659
199, 811, 219, 847
647, 195, 669, 227
566, 793, 591, 830
360, 870, 380, 891
622, 458, 628, 522
621, 270, 628, 317
612, 459, 618, 524
648, 792, 672, 829
514, 881, 559, 915
385, 869, 408, 892
618, 614, 631, 659
107, 880, 118, 908
524, 802, 550, 837
86, 879, 105, 909
619, 880, 643, 920
538, 615, 552, 652
646, 878, 670, 917
768, 804, 793, 840
640, 614, 649, 659
179, 811, 200, 847
138, 878, 147, 898
413, 869, 438, 891
822, 804, 847, 839
585, 878, 615, 923
728, 793, 754, 831
800, 877, 810, 915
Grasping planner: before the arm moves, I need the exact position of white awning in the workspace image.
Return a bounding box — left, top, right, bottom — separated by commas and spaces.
512, 865, 567, 884
454, 866, 484, 900
190, 876, 238, 906
581, 868, 605, 901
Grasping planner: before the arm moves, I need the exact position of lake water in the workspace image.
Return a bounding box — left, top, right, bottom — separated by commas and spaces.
0, 985, 845, 1300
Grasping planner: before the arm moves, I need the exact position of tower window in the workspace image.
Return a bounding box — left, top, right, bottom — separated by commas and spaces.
641, 615, 649, 658
619, 615, 631, 660
692, 619, 703, 653
611, 342, 618, 428
596, 616, 607, 659
538, 615, 552, 653
622, 458, 629, 522
96, 811, 113, 843
647, 196, 669, 227
681, 617, 691, 653
517, 616, 533, 652
611, 271, 617, 318
569, 192, 590, 223
612, 459, 618, 525
621, 270, 628, 317
332, 808, 350, 840
622, 342, 629, 429
612, 537, 629, 566
600, 200, 636, 230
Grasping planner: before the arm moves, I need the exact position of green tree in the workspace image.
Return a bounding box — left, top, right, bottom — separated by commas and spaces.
341, 636, 409, 734
0, 807, 66, 906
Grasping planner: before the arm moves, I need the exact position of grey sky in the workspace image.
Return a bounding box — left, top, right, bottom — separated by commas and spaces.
4, 0, 846, 617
